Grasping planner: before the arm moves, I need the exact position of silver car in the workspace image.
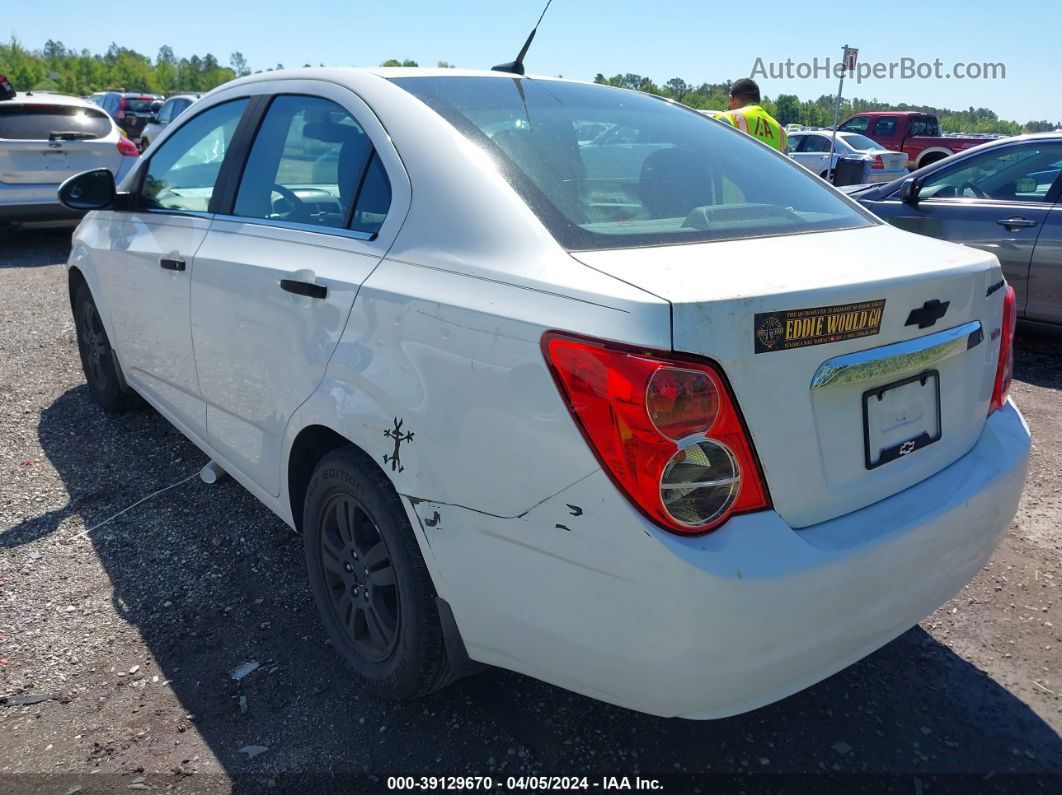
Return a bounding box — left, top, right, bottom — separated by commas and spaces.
789, 130, 908, 183
139, 93, 200, 152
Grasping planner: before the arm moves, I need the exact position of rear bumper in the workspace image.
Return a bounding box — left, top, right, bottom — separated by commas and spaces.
413, 401, 1030, 718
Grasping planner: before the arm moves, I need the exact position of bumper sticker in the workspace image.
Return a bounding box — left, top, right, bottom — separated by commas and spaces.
754, 299, 886, 354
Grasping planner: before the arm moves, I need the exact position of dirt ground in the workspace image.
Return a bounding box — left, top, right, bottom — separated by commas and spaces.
1, 228, 1059, 792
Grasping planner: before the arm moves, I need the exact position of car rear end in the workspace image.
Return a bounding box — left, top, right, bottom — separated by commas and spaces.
388, 74, 1030, 717
114, 94, 157, 143
0, 93, 139, 223
840, 132, 909, 183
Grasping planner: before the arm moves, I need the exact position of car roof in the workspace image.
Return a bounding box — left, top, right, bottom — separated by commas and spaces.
4, 92, 102, 109
852, 111, 923, 117
222, 65, 587, 93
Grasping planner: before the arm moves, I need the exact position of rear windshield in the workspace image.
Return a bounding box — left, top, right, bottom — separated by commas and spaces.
124, 98, 157, 113
0, 103, 112, 140
840, 134, 881, 151
392, 77, 874, 250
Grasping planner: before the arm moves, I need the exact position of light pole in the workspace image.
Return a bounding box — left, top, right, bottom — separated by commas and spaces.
828, 45, 858, 183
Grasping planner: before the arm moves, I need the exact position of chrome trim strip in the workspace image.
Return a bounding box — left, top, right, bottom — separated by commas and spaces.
211, 214, 377, 241
810, 320, 983, 389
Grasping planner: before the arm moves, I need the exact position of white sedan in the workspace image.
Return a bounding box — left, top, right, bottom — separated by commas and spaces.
58, 67, 1028, 719
789, 130, 909, 183
1, 84, 139, 224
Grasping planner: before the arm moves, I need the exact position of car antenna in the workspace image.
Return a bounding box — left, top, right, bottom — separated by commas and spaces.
491, 0, 555, 76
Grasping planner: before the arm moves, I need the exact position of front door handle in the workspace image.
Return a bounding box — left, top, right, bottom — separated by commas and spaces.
160, 258, 186, 271
280, 279, 327, 299
996, 217, 1037, 230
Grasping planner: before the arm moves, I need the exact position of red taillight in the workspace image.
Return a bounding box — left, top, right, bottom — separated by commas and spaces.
116, 136, 139, 157
989, 284, 1017, 414
542, 332, 770, 534
871, 155, 885, 169
116, 96, 125, 120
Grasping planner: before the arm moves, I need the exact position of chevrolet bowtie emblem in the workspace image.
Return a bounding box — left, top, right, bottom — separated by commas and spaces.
905, 299, 950, 329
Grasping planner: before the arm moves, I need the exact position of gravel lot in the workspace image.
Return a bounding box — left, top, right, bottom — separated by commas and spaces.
1, 228, 1060, 791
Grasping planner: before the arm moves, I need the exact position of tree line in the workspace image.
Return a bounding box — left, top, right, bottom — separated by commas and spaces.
593, 73, 1059, 134
1, 39, 1055, 134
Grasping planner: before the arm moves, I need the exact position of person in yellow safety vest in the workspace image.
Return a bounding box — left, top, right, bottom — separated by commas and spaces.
718, 78, 788, 153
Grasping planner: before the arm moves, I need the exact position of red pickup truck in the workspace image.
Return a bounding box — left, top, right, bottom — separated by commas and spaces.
836, 111, 984, 171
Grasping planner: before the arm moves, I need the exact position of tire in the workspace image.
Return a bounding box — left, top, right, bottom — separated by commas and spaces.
72, 282, 141, 412
302, 447, 453, 699
138, 138, 148, 153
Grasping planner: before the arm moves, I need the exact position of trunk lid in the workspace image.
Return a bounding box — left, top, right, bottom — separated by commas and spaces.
0, 138, 121, 184
574, 223, 1006, 528
877, 151, 908, 171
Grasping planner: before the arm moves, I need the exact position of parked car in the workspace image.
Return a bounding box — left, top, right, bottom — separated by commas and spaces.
0, 84, 138, 224
847, 133, 1062, 328
139, 93, 200, 152
788, 130, 908, 183
838, 111, 983, 170
58, 68, 1028, 719
97, 92, 160, 143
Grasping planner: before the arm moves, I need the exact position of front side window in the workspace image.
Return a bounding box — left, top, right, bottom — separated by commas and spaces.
838, 116, 869, 134
140, 99, 248, 213
234, 95, 374, 229
919, 143, 1062, 203
392, 77, 873, 249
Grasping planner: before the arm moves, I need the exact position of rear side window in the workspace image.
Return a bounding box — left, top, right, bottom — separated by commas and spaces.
393, 77, 872, 249
873, 117, 898, 137
0, 104, 111, 140
350, 152, 391, 236
140, 99, 248, 213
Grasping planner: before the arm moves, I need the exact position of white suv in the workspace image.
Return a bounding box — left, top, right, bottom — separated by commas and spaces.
1, 89, 138, 224
59, 68, 1029, 719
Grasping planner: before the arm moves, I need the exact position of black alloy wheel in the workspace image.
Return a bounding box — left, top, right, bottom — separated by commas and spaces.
318, 493, 400, 662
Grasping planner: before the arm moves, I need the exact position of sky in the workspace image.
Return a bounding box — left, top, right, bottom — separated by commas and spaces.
8, 0, 1059, 122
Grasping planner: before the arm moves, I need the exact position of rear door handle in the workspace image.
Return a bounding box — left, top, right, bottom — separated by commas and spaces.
996, 217, 1037, 230
280, 279, 327, 299
160, 258, 186, 271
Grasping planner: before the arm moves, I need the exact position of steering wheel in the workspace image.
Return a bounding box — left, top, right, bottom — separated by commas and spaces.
270, 183, 312, 222
959, 181, 989, 199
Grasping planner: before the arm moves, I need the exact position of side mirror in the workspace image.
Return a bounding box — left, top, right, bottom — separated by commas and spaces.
148, 114, 159, 124
58, 169, 117, 211
900, 176, 921, 205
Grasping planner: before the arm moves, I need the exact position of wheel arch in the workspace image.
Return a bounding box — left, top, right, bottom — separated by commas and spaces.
916, 148, 953, 169
287, 424, 367, 533
68, 265, 88, 309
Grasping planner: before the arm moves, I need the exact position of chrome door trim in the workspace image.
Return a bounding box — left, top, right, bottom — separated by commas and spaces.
810, 320, 984, 389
